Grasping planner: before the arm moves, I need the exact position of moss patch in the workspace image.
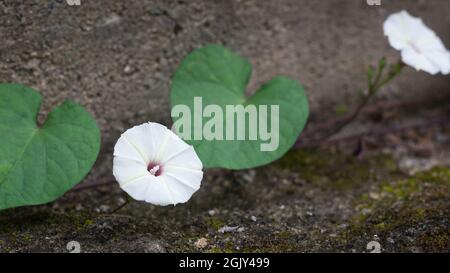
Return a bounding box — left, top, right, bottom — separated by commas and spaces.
339, 167, 450, 252
277, 148, 401, 190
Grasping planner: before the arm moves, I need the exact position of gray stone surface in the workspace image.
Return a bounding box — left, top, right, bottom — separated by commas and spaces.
1, 1, 449, 176
0, 0, 449, 253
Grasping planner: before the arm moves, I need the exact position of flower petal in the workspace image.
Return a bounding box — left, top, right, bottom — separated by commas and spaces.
165, 166, 203, 190
121, 176, 153, 201
164, 146, 203, 170
417, 37, 450, 75
144, 122, 170, 161
159, 129, 191, 164
401, 47, 440, 75
383, 10, 415, 50
122, 123, 155, 164
163, 174, 200, 204
113, 156, 148, 186
144, 176, 176, 206
113, 135, 145, 163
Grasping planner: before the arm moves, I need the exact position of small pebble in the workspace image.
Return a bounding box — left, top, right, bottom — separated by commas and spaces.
123, 65, 132, 74
208, 209, 219, 216
369, 192, 380, 200
99, 205, 110, 213
194, 238, 208, 249
218, 226, 241, 233
75, 204, 84, 211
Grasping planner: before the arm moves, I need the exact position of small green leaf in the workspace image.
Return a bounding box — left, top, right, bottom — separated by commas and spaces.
378, 57, 387, 70
335, 104, 349, 117
170, 45, 309, 169
390, 62, 403, 75
0, 84, 101, 210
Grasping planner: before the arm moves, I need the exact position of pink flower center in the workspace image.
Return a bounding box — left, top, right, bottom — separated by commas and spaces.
147, 163, 162, 176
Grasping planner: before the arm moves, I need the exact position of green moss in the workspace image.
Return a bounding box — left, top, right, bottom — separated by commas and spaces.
277, 149, 400, 190
413, 167, 450, 185
241, 231, 301, 253
340, 165, 450, 252
379, 167, 450, 200
204, 217, 225, 231
415, 208, 426, 221
223, 241, 237, 253
83, 219, 94, 227
207, 246, 222, 253
416, 231, 449, 252
374, 222, 386, 231
204, 242, 238, 253
381, 179, 420, 199
20, 233, 32, 243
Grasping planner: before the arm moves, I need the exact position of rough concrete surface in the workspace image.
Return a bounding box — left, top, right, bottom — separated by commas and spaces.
0, 0, 449, 252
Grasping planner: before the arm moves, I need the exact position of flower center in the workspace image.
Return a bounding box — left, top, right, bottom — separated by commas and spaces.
147, 163, 162, 176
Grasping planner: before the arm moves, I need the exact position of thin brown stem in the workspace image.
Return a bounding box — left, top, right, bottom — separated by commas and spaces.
109, 195, 130, 214
302, 60, 404, 143
316, 89, 375, 141
299, 115, 450, 148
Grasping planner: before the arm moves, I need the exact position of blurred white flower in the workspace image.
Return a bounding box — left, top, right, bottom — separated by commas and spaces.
113, 122, 203, 206
383, 10, 450, 75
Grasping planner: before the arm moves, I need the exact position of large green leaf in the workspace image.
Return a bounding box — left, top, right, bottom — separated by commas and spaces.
171, 45, 309, 169
0, 84, 101, 210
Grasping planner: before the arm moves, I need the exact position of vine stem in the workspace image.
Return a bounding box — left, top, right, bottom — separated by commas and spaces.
71, 60, 418, 193
109, 194, 131, 214
304, 59, 405, 143
70, 113, 449, 193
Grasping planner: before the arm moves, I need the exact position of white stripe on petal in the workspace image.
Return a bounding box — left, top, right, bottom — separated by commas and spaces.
113, 135, 145, 163
384, 11, 410, 50
159, 130, 191, 164
164, 167, 203, 191
122, 123, 155, 163
164, 146, 203, 170
148, 122, 171, 162
113, 156, 148, 186
422, 47, 450, 75
401, 47, 440, 75
121, 176, 154, 201
164, 175, 199, 204
144, 177, 175, 206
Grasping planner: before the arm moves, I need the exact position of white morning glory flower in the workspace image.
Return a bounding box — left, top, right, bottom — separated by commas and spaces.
383, 10, 450, 75
113, 122, 203, 206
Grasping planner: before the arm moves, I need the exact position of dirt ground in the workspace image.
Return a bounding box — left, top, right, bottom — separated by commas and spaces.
0, 0, 449, 252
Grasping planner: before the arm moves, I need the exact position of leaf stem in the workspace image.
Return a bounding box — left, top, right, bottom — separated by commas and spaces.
109, 194, 131, 214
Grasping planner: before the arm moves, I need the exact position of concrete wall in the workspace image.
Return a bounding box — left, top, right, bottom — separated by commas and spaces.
1, 0, 449, 178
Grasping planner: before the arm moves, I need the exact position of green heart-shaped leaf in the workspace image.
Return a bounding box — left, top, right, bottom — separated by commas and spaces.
0, 84, 101, 210
171, 45, 309, 169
